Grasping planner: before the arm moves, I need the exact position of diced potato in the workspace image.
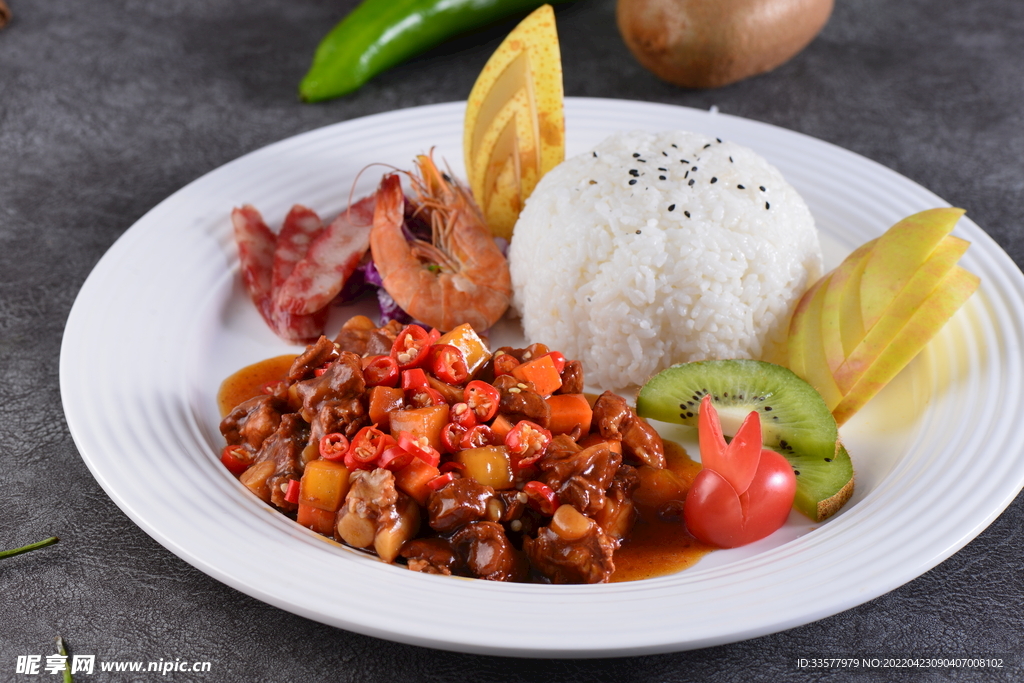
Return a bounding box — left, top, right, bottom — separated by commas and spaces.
550, 504, 595, 541
336, 508, 376, 549
389, 404, 449, 451
239, 460, 275, 503
374, 496, 421, 563
437, 323, 491, 376
632, 465, 687, 513
456, 446, 514, 490
298, 459, 350, 512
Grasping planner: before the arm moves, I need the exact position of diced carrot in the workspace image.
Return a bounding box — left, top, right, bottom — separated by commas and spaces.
577, 432, 622, 454
389, 404, 449, 451
297, 503, 336, 536
394, 458, 441, 506
368, 385, 405, 429
299, 459, 350, 512
546, 393, 593, 435
511, 354, 563, 397
490, 413, 514, 440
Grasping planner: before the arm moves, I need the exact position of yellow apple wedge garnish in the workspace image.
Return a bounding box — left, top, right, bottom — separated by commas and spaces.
789, 273, 844, 409
787, 272, 829, 380
463, 4, 564, 240
832, 265, 979, 425
833, 235, 970, 392
860, 207, 965, 331
821, 240, 875, 374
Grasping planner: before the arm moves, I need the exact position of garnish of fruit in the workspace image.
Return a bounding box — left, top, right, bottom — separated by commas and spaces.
463, 4, 565, 240
637, 359, 854, 521
788, 208, 979, 425
685, 396, 796, 548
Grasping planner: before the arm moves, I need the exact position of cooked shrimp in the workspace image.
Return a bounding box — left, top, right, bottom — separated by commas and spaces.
370, 154, 511, 332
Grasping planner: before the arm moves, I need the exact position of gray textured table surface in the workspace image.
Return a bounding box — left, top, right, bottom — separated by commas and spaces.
2, 0, 1023, 680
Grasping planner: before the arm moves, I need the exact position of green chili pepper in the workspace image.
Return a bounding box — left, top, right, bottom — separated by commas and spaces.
299, 0, 571, 103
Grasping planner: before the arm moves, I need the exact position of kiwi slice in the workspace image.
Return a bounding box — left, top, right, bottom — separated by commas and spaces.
636, 359, 854, 521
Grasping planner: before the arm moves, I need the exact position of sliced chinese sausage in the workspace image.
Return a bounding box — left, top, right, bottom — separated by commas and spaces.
231, 204, 327, 344
275, 195, 376, 316
272, 205, 324, 291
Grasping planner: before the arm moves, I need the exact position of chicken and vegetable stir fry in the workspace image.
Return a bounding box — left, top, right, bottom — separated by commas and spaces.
220, 315, 667, 583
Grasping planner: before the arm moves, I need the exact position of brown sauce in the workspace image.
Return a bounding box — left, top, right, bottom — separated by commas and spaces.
217, 354, 296, 417
611, 441, 716, 582
217, 356, 718, 582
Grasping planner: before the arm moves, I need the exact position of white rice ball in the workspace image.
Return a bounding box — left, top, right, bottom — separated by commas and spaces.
508, 130, 823, 391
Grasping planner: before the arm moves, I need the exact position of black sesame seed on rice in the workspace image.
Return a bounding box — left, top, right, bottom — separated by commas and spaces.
760, 185, 766, 191
688, 179, 695, 186
668, 204, 675, 211
716, 138, 722, 143
737, 184, 745, 189
629, 179, 637, 185
703, 143, 711, 149
729, 156, 734, 163
710, 177, 718, 184
629, 169, 639, 177
636, 230, 641, 234
659, 175, 666, 180
684, 210, 690, 217
633, 153, 640, 158
766, 201, 771, 210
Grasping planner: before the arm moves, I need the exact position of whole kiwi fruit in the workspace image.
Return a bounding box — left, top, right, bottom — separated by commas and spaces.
616, 0, 834, 88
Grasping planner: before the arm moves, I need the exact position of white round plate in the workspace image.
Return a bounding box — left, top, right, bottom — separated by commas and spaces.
61, 99, 1024, 657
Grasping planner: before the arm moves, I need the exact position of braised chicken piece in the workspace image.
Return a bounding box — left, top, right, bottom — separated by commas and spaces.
401, 538, 464, 576
538, 442, 622, 517
333, 315, 378, 355
427, 478, 495, 534
220, 394, 284, 452
287, 335, 339, 382
253, 413, 308, 510
555, 360, 584, 395
525, 511, 618, 584
493, 374, 551, 428
308, 398, 367, 446
451, 522, 528, 582
294, 351, 365, 416
592, 391, 666, 469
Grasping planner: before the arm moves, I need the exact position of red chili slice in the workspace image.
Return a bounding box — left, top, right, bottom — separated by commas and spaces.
401, 367, 429, 391
391, 324, 432, 369
363, 355, 399, 387
440, 422, 467, 454
408, 386, 446, 409
220, 445, 252, 476
319, 432, 350, 461
397, 431, 441, 467
343, 426, 392, 470
465, 381, 500, 422
426, 472, 456, 491
284, 479, 301, 505
522, 481, 559, 516
438, 461, 466, 474
460, 424, 497, 450
449, 402, 477, 428
378, 445, 414, 472
493, 352, 520, 376
430, 344, 469, 385
505, 420, 552, 467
